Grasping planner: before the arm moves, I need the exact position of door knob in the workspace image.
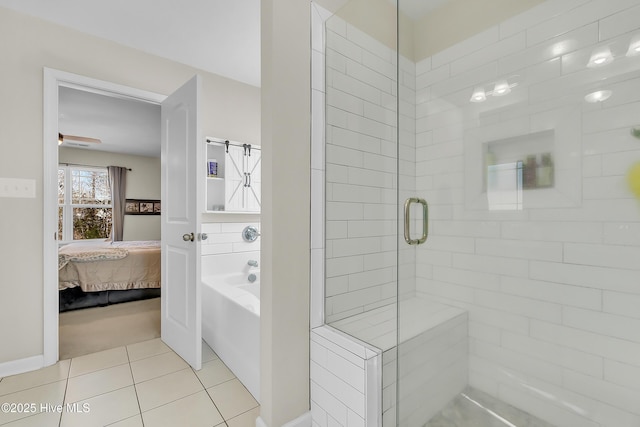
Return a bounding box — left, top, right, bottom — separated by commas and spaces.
182, 232, 195, 242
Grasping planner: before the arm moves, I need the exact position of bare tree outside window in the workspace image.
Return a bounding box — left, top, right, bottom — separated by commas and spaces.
58, 166, 112, 241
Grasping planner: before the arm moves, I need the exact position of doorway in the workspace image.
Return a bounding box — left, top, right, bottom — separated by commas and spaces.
43, 68, 166, 365
56, 84, 163, 359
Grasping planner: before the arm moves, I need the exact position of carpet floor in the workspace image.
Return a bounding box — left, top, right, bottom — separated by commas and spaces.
59, 297, 161, 360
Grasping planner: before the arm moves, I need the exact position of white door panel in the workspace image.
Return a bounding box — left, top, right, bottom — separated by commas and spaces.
161, 75, 202, 370
224, 144, 246, 211
246, 149, 261, 212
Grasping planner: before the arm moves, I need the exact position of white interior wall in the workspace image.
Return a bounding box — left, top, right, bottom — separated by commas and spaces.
260, 0, 311, 425
0, 5, 259, 367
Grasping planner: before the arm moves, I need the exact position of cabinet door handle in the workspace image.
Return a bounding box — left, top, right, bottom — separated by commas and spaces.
247, 172, 251, 188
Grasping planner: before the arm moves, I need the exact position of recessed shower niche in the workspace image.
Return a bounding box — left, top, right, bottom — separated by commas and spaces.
482, 130, 555, 211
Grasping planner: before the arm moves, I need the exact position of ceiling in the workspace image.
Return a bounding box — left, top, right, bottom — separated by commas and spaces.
0, 0, 260, 158
398, 0, 449, 20
59, 87, 161, 158
0, 0, 261, 87
1, 0, 451, 158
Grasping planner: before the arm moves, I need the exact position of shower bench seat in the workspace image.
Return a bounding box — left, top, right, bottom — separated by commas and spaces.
311, 297, 468, 427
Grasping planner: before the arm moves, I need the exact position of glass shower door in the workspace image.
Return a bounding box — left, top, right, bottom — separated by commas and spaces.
397, 0, 640, 426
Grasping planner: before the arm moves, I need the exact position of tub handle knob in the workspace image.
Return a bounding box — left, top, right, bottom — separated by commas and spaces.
242, 225, 260, 242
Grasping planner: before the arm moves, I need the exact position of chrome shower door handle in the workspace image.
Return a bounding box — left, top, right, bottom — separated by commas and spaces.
404, 197, 428, 245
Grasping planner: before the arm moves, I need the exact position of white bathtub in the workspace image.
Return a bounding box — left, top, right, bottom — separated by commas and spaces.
202, 269, 260, 402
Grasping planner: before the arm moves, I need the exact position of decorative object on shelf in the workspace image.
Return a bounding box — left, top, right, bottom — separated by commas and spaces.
536, 153, 554, 188
523, 155, 537, 189
207, 159, 218, 177
484, 130, 555, 192
125, 199, 161, 215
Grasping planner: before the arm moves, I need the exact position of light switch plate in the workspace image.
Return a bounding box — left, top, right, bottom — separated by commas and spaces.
0, 178, 36, 198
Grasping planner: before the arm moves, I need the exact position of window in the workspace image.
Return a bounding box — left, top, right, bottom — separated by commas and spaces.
58, 165, 112, 242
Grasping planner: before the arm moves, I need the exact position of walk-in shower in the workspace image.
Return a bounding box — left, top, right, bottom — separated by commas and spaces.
313, 0, 640, 426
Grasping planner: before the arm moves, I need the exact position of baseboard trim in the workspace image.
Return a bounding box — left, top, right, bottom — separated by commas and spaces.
256, 411, 311, 427
0, 355, 44, 378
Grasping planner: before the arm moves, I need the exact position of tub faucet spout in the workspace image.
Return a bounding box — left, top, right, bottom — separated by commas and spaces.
248, 259, 259, 267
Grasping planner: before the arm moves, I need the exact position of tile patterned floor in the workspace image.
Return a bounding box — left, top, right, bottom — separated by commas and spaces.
0, 339, 260, 427
424, 387, 556, 427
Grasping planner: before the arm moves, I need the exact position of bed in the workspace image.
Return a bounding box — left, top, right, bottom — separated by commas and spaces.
58, 240, 161, 312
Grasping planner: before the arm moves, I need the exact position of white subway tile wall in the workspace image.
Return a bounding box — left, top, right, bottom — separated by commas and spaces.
311, 326, 382, 427
324, 7, 417, 324
412, 0, 640, 426
201, 222, 260, 261
315, 0, 640, 426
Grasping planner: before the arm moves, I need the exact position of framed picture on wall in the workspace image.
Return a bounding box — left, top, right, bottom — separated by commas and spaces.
125, 199, 161, 215
125, 201, 139, 213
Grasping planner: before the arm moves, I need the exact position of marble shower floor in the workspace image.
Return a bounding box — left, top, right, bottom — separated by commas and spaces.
424, 387, 556, 427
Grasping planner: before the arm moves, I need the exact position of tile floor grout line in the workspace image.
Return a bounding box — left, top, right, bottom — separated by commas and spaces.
58, 359, 72, 427
140, 389, 205, 417
0, 379, 65, 399
2, 341, 263, 427
0, 360, 72, 398
67, 361, 131, 379
127, 345, 173, 364
226, 405, 261, 425
192, 365, 229, 423
133, 365, 194, 386
125, 346, 145, 426
64, 384, 134, 406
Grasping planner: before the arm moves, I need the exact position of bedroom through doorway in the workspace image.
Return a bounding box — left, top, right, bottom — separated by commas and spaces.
49, 73, 165, 360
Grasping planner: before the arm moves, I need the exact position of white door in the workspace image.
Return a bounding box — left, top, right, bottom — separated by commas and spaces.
161, 75, 202, 370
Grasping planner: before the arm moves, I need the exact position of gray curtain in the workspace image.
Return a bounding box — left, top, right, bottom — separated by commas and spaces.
107, 166, 127, 241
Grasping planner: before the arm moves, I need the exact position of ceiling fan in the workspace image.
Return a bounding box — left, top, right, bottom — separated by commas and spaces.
58, 132, 102, 147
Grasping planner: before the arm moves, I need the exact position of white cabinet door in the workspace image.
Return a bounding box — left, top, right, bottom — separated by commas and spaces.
161, 75, 202, 370
245, 148, 261, 212
219, 143, 261, 213
224, 144, 246, 211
